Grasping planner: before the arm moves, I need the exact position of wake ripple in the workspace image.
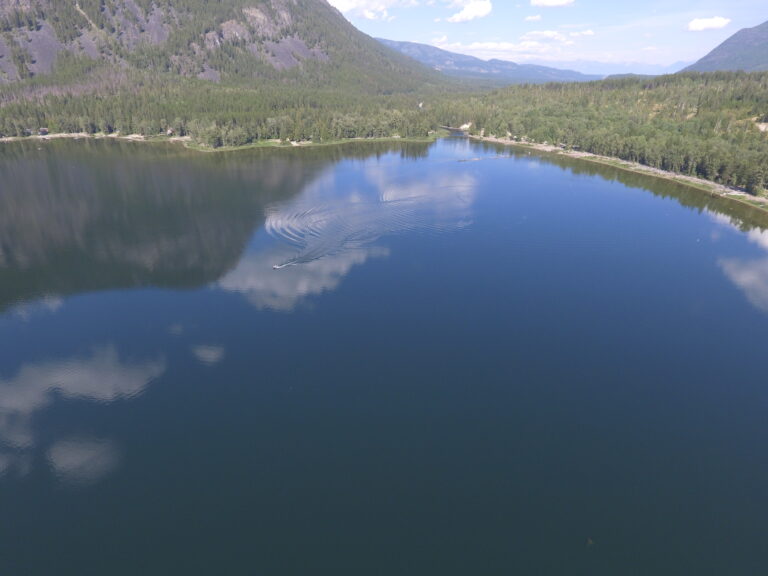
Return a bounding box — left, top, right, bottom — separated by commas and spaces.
267, 181, 476, 269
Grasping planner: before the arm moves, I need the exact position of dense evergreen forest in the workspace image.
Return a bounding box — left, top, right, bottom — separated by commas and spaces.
435, 71, 768, 194
3, 68, 765, 193
0, 60, 436, 146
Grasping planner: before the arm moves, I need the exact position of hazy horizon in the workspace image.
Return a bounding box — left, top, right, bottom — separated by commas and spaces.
331, 0, 764, 73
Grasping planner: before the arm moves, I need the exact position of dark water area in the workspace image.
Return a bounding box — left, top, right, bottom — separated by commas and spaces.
1, 137, 768, 575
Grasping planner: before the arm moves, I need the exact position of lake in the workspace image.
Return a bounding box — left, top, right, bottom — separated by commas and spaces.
2, 136, 768, 575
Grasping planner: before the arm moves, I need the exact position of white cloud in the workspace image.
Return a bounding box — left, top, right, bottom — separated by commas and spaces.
747, 228, 768, 252
522, 30, 571, 42
688, 17, 730, 31
435, 37, 569, 61
709, 212, 768, 253
0, 348, 163, 448
709, 211, 768, 314
192, 345, 226, 366
327, 0, 415, 20
220, 246, 388, 312
525, 14, 542, 21
48, 438, 119, 486
720, 258, 768, 313
531, 0, 574, 6
328, 0, 494, 23
436, 24, 613, 61
0, 348, 164, 480
447, 0, 492, 23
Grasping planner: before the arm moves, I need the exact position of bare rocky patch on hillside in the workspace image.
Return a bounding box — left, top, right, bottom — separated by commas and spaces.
0, 1, 333, 82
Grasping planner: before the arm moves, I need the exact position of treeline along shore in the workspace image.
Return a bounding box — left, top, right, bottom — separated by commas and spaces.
434, 72, 768, 195
1, 66, 766, 198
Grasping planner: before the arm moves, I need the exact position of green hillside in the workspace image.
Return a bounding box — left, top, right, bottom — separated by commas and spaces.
435, 72, 768, 193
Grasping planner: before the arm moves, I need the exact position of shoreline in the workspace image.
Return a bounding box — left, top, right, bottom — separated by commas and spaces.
471, 135, 768, 213
0, 131, 443, 151
5, 130, 765, 215
0, 132, 193, 146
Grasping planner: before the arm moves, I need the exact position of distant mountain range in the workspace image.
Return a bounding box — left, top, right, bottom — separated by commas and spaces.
377, 38, 601, 84
527, 60, 691, 77
686, 19, 768, 72
382, 19, 768, 80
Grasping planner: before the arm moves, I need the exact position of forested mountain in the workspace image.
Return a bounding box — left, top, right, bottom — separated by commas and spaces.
378, 38, 601, 85
435, 72, 768, 193
685, 19, 768, 72
0, 0, 443, 91
0, 0, 453, 145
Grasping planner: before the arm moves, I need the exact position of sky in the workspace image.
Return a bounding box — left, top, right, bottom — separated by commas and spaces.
326, 0, 767, 74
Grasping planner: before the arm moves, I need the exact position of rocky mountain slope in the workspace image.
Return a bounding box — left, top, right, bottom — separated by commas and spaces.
0, 0, 442, 91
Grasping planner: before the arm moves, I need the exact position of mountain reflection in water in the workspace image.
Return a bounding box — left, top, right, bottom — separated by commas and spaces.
0, 139, 432, 312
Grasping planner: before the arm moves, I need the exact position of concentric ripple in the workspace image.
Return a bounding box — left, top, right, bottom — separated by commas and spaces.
266, 172, 478, 268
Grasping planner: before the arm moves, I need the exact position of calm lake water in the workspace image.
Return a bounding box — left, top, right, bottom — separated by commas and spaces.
2, 137, 768, 575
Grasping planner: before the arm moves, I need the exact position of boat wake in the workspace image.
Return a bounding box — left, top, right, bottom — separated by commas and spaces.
267, 173, 477, 269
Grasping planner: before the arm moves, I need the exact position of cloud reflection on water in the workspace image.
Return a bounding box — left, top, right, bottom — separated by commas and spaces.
710, 211, 768, 314
0, 347, 164, 483
220, 245, 389, 311
192, 345, 226, 366
48, 437, 120, 486
220, 166, 478, 311
719, 259, 768, 313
